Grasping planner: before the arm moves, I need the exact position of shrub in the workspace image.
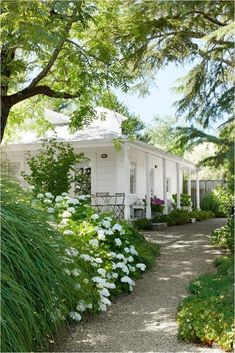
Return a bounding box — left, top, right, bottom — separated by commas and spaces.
201, 185, 233, 217
133, 218, 153, 230
172, 193, 191, 207
177, 256, 234, 351
190, 210, 215, 221
211, 216, 234, 252
22, 138, 84, 196
154, 209, 214, 226
1, 179, 79, 352
34, 191, 159, 323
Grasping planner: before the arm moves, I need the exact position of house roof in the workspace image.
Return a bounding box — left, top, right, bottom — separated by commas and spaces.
3, 108, 195, 170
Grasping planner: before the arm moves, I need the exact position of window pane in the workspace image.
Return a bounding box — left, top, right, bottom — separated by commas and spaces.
130, 162, 136, 194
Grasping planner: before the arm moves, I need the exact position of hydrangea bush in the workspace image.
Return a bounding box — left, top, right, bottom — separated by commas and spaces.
34, 191, 158, 322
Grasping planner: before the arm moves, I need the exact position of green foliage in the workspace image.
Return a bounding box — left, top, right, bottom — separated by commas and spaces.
172, 193, 191, 207
190, 210, 215, 222
147, 116, 185, 156
155, 209, 214, 226
201, 185, 233, 217
174, 122, 234, 188
22, 139, 84, 196
133, 218, 153, 231
177, 255, 234, 351
1, 0, 135, 140
211, 216, 234, 252
1, 178, 79, 352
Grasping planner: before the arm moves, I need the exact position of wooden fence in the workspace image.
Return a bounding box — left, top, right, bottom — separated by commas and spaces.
183, 179, 225, 208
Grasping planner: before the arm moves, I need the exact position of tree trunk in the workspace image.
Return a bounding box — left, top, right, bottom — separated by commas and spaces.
1, 99, 11, 143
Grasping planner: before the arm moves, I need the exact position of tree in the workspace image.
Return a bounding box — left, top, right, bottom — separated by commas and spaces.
0, 1, 133, 142
112, 0, 234, 128
174, 123, 234, 189
146, 116, 185, 156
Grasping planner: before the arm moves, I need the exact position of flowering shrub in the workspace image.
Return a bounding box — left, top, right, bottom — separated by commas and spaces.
144, 195, 164, 213
35, 191, 159, 322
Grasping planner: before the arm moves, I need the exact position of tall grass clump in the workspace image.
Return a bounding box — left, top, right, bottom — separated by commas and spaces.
1, 177, 78, 352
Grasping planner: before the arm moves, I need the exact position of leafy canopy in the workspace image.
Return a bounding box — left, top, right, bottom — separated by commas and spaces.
1, 0, 134, 140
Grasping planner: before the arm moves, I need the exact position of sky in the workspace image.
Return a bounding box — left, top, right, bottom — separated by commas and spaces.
116, 62, 218, 135
116, 63, 186, 125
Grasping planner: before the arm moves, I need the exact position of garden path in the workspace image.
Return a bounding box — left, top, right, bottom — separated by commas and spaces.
58, 218, 226, 353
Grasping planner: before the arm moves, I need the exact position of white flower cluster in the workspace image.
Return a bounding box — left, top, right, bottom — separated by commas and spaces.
36, 191, 148, 322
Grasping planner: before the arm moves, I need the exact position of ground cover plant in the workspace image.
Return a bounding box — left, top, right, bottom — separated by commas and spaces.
177, 255, 234, 351
1, 179, 159, 352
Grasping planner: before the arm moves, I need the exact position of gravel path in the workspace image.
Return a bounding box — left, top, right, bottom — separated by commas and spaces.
58, 218, 227, 353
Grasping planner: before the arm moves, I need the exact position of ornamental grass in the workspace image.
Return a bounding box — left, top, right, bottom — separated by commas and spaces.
1, 178, 78, 352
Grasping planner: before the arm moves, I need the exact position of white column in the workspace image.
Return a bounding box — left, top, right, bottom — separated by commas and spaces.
196, 170, 200, 210
124, 143, 130, 220
162, 158, 168, 214
187, 169, 191, 196
146, 152, 151, 219
176, 163, 181, 209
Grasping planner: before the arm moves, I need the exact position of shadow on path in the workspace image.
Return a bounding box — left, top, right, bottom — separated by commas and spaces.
58, 218, 226, 353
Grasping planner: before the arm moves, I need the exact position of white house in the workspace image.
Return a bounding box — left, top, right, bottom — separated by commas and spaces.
2, 108, 199, 220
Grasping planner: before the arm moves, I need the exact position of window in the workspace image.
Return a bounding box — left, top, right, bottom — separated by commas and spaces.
166, 177, 171, 193
75, 162, 91, 195
130, 162, 136, 194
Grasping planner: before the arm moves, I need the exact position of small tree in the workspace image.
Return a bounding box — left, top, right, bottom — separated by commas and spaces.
22, 139, 84, 196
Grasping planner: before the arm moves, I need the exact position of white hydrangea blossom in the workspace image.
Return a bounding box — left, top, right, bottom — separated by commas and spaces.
37, 193, 44, 199
69, 198, 80, 205
71, 269, 81, 276
47, 207, 55, 214
70, 311, 82, 321
105, 229, 114, 235
45, 192, 54, 199
80, 254, 91, 261
43, 199, 52, 204
78, 195, 86, 200
55, 195, 63, 202
91, 213, 99, 221
97, 268, 106, 276
124, 247, 130, 253
97, 230, 106, 241
101, 220, 111, 229
114, 238, 122, 246
136, 263, 146, 271
65, 247, 79, 257
89, 239, 99, 248
94, 257, 103, 264
63, 230, 73, 236
129, 245, 138, 255
62, 192, 69, 196
112, 223, 123, 232
62, 210, 72, 218
99, 288, 110, 297
67, 207, 76, 214
120, 276, 135, 286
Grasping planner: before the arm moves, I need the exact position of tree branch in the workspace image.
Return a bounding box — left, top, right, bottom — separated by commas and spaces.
25, 8, 77, 91
8, 85, 80, 105
193, 10, 228, 27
